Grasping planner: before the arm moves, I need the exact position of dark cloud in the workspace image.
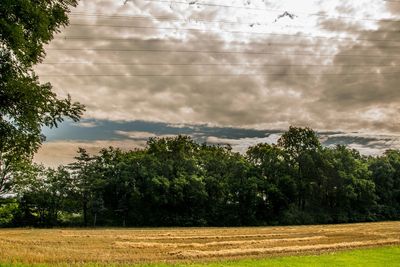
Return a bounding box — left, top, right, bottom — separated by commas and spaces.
33, 0, 400, 165
386, 2, 400, 14
36, 119, 400, 166
38, 0, 334, 129
309, 3, 400, 132
43, 119, 279, 142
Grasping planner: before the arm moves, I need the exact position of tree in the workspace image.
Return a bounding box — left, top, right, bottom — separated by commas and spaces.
246, 143, 296, 222
323, 146, 375, 222
277, 126, 321, 210
68, 148, 97, 226
277, 126, 321, 161
15, 165, 75, 226
0, 0, 84, 195
97, 147, 141, 227
0, 154, 30, 197
144, 136, 205, 225
0, 127, 396, 227
199, 144, 233, 226
370, 150, 400, 219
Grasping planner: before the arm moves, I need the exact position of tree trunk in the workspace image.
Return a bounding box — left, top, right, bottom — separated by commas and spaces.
83, 199, 88, 227
93, 212, 97, 227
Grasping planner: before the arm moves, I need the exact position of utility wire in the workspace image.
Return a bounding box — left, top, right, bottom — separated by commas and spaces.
142, 0, 400, 23
68, 12, 400, 34
38, 62, 397, 67
51, 36, 400, 51
66, 23, 400, 43
39, 72, 400, 77
45, 47, 400, 58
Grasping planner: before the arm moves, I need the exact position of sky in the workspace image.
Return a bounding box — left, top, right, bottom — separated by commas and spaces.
34, 0, 400, 166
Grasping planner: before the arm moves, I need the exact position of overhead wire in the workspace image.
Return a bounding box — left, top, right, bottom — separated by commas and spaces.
38, 62, 397, 67
39, 71, 400, 77
63, 23, 400, 44
68, 12, 400, 35
141, 0, 400, 23
39, 2, 400, 78
44, 47, 400, 59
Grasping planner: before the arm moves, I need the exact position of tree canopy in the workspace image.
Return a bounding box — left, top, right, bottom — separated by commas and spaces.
0, 0, 84, 195
2, 126, 399, 227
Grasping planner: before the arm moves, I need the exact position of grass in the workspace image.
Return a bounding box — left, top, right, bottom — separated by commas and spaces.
187, 246, 400, 267
0, 222, 399, 266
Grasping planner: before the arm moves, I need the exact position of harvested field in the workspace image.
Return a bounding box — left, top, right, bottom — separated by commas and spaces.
0, 221, 399, 265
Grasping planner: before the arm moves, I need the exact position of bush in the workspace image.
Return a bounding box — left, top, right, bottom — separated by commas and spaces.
0, 199, 19, 226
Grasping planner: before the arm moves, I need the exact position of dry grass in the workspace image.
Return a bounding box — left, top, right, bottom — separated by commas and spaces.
0, 221, 399, 265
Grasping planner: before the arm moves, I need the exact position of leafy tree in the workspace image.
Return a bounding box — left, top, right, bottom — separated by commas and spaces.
2, 127, 397, 227
246, 143, 296, 222
0, 0, 84, 195
277, 126, 321, 161
370, 150, 400, 218
0, 155, 30, 197
225, 152, 257, 225
199, 144, 233, 225
0, 199, 18, 226
68, 148, 98, 226
321, 146, 375, 222
277, 126, 321, 210
16, 166, 74, 226
96, 147, 141, 226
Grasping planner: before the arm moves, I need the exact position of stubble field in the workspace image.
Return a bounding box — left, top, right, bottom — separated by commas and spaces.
0, 221, 399, 266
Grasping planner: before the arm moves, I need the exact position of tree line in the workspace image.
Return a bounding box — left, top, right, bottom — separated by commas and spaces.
0, 126, 399, 227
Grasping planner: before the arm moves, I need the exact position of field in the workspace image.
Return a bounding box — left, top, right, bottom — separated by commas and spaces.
0, 221, 399, 266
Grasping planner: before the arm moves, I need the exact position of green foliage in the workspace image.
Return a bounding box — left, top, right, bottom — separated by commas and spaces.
12, 165, 76, 226
0, 199, 18, 226
0, 0, 84, 195
0, 0, 79, 66
369, 150, 400, 219
277, 126, 321, 161
4, 127, 400, 227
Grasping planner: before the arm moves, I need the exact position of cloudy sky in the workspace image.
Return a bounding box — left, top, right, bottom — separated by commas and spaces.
34, 0, 400, 166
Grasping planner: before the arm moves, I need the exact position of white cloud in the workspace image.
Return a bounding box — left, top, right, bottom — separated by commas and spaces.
75, 121, 98, 128
206, 134, 281, 153
34, 140, 146, 167
115, 130, 177, 139
33, 0, 400, 135
115, 130, 158, 139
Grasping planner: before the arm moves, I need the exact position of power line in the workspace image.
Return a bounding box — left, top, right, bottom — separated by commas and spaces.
66, 23, 400, 44
142, 0, 400, 23
68, 12, 400, 34
71, 12, 275, 26
44, 47, 400, 58
38, 72, 400, 77
52, 36, 400, 52
39, 62, 397, 67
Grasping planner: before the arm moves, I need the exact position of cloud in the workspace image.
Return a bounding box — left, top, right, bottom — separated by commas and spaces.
206, 134, 281, 153
34, 139, 146, 168
32, 0, 400, 141
115, 130, 158, 139
320, 132, 400, 155
115, 130, 177, 139
35, 129, 400, 167
75, 121, 98, 128
36, 119, 400, 166
307, 2, 400, 133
